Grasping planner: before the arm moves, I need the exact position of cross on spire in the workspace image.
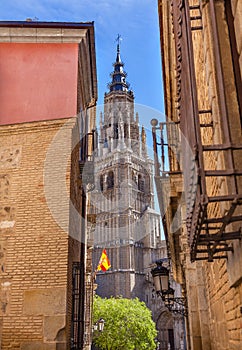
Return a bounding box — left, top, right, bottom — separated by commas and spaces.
116, 34, 122, 54
116, 34, 122, 46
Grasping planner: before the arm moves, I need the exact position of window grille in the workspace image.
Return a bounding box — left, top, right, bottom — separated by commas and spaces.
71, 262, 84, 350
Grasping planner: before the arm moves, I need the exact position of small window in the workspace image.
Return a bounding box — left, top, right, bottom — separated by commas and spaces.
100, 175, 104, 192
113, 123, 119, 139
138, 175, 144, 192
107, 171, 114, 189
132, 171, 137, 184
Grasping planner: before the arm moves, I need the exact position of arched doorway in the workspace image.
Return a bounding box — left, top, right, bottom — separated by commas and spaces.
155, 308, 175, 350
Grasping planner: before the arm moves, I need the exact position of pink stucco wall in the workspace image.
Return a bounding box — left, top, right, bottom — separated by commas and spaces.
0, 43, 79, 125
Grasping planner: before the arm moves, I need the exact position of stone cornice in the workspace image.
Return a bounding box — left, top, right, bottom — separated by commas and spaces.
0, 22, 91, 43
0, 117, 77, 135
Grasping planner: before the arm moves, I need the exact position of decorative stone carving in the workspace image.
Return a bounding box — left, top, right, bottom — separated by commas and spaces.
0, 146, 22, 168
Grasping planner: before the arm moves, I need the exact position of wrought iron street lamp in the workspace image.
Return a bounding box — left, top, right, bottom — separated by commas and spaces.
151, 260, 169, 295
151, 260, 187, 317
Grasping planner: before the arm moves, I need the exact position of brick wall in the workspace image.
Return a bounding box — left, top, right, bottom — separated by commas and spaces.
0, 117, 81, 349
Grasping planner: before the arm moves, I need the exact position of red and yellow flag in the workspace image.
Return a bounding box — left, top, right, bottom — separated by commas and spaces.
97, 249, 111, 272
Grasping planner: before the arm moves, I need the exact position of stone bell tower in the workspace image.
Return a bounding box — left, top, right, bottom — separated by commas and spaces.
92, 40, 161, 301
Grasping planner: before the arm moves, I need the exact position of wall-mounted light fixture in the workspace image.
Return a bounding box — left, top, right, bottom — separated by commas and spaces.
93, 318, 105, 333
151, 260, 187, 317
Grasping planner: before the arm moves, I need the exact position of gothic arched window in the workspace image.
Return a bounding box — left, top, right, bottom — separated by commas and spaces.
138, 174, 145, 192
107, 171, 114, 189
132, 171, 137, 184
113, 123, 119, 139
100, 175, 104, 192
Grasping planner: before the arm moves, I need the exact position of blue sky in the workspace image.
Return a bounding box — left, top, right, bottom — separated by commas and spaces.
1, 0, 164, 117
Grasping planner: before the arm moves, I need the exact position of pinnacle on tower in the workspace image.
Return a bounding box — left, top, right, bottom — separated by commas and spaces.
141, 125, 148, 156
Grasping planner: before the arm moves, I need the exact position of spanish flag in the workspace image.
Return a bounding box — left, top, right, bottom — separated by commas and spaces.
97, 249, 111, 272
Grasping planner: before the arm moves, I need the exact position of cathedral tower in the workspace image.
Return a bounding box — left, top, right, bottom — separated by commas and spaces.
93, 41, 161, 300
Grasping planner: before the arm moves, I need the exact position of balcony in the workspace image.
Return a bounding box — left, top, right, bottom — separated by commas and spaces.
154, 0, 242, 262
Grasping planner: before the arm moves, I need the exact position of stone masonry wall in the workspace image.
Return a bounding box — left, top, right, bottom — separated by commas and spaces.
158, 1, 242, 349
195, 1, 242, 349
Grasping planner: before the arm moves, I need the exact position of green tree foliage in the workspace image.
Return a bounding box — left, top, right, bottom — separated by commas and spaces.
92, 295, 157, 350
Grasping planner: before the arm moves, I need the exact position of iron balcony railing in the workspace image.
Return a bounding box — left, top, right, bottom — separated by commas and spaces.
153, 0, 242, 262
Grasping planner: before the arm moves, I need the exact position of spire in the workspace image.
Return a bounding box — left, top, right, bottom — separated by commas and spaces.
116, 41, 121, 63
107, 35, 130, 93
115, 33, 122, 64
